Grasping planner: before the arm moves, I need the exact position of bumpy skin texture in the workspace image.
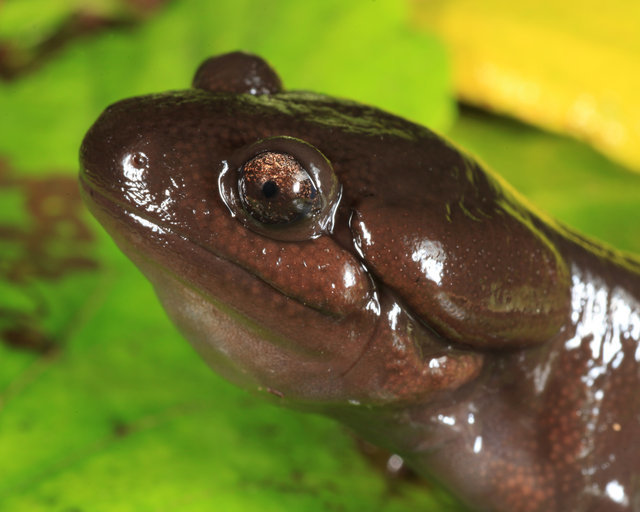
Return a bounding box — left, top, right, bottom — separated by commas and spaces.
79, 52, 640, 512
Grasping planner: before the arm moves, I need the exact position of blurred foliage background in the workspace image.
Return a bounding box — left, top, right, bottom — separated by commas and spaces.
0, 1, 638, 511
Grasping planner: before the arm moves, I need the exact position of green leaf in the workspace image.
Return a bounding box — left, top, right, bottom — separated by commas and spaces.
2, 1, 639, 511
0, 0, 452, 172
0, 214, 462, 511
0, 1, 460, 511
448, 108, 640, 255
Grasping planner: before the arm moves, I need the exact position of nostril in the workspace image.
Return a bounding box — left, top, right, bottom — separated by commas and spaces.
131, 153, 149, 169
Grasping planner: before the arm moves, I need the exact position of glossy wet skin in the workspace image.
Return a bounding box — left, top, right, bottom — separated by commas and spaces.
79, 52, 640, 512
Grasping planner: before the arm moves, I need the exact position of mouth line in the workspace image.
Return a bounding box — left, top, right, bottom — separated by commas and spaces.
79, 170, 348, 319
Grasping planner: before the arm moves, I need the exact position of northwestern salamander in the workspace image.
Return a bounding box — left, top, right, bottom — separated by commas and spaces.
79, 52, 640, 512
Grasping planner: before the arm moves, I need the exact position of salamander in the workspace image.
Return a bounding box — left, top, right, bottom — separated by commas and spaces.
79, 52, 640, 512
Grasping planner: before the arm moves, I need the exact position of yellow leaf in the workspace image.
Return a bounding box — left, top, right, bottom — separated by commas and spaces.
412, 0, 640, 172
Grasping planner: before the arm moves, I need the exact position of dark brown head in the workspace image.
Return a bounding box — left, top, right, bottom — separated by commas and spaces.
79, 52, 569, 409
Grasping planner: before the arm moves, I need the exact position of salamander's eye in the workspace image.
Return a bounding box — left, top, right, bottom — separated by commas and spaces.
239, 151, 319, 224
219, 136, 342, 241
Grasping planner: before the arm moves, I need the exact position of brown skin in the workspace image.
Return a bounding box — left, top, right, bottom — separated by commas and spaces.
79, 52, 640, 512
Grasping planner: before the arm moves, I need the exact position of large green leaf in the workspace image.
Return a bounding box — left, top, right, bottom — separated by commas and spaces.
0, 1, 461, 511
1, 1, 639, 511
1, 221, 458, 511
449, 108, 640, 255
0, 0, 452, 172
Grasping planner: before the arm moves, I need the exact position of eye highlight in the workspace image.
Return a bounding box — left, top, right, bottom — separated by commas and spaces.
218, 136, 342, 241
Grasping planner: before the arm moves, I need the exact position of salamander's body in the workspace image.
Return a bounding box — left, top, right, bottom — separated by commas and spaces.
79, 53, 640, 512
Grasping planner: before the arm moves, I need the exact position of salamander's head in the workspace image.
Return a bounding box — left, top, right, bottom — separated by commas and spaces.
80, 52, 570, 409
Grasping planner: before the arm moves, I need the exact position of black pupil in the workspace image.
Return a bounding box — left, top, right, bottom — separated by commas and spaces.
262, 180, 279, 198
